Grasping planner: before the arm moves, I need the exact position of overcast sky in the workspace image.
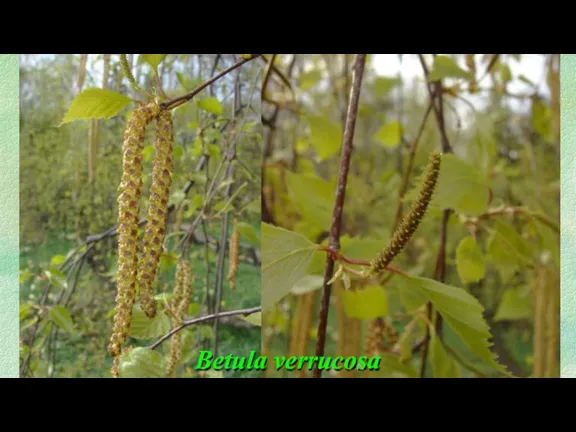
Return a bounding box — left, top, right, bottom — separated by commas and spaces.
371, 54, 549, 125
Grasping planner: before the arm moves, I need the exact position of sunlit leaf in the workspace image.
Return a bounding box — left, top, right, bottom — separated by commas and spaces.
128, 306, 171, 340
400, 274, 512, 377
428, 55, 474, 81
60, 88, 131, 125
455, 236, 486, 283
341, 286, 389, 319
306, 115, 342, 161
373, 121, 403, 148
197, 97, 223, 115
118, 347, 164, 378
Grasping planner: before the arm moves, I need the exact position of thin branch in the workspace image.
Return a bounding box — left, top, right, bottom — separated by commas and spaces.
160, 54, 260, 110
418, 54, 453, 377
149, 307, 261, 350
312, 54, 366, 379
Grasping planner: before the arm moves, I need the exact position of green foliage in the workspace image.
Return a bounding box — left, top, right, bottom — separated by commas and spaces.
428, 55, 474, 81
261, 54, 558, 379
262, 223, 319, 310
455, 236, 486, 284
20, 54, 262, 378
118, 347, 164, 378
60, 88, 132, 125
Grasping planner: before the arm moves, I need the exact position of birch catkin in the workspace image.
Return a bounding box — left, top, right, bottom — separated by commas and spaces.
166, 260, 192, 377
227, 218, 240, 290
368, 151, 441, 276
138, 109, 174, 318
108, 102, 160, 358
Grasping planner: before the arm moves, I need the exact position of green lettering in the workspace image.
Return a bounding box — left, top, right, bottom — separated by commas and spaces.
196, 350, 213, 370
367, 355, 381, 371
297, 356, 309, 370
356, 356, 367, 371
213, 356, 225, 370
332, 356, 344, 371
286, 357, 297, 371
344, 356, 357, 371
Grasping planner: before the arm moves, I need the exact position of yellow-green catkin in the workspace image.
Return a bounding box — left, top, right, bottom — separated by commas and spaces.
120, 54, 141, 93
166, 260, 192, 377
108, 102, 160, 358
368, 151, 441, 276
138, 110, 174, 318
227, 218, 240, 290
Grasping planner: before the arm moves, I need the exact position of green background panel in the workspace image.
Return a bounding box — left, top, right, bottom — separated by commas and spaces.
0, 54, 19, 378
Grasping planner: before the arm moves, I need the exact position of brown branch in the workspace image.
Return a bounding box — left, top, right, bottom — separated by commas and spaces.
418, 54, 453, 377
160, 54, 261, 110
149, 307, 261, 350
312, 54, 367, 379
392, 99, 435, 232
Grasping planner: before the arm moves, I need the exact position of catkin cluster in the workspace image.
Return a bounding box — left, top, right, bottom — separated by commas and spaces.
227, 218, 240, 290
368, 151, 441, 276
138, 110, 174, 318
165, 260, 193, 377
108, 102, 160, 358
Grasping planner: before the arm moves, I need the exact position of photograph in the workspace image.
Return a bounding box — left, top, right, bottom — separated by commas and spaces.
261, 54, 560, 378
19, 54, 262, 378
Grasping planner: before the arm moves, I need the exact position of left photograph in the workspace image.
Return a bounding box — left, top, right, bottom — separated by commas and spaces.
19, 54, 262, 378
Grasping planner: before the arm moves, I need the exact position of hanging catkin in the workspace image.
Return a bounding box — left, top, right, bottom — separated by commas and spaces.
137, 109, 174, 318
108, 102, 160, 358
368, 151, 441, 276
227, 218, 240, 290
165, 260, 192, 377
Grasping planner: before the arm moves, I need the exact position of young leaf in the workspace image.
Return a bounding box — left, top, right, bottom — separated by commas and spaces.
399, 274, 513, 377
373, 121, 403, 148
298, 70, 322, 91
240, 312, 261, 326
262, 223, 319, 310
49, 306, 76, 333
118, 347, 164, 378
493, 288, 531, 322
455, 236, 486, 284
341, 286, 389, 319
306, 115, 343, 161
128, 306, 172, 340
140, 54, 167, 71
285, 171, 334, 229
428, 55, 474, 82
430, 333, 460, 378
373, 77, 401, 97
60, 88, 132, 125
197, 97, 223, 115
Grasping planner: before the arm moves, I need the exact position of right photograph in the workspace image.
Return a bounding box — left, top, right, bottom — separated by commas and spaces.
262, 54, 560, 378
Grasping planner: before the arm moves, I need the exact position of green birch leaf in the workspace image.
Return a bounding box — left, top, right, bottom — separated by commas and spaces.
399, 274, 513, 377
118, 347, 164, 378
262, 223, 319, 310
60, 88, 132, 125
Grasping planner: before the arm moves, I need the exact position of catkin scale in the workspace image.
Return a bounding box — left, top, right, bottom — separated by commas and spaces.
368, 151, 441, 276
227, 218, 240, 290
166, 260, 192, 377
138, 110, 174, 318
108, 102, 160, 358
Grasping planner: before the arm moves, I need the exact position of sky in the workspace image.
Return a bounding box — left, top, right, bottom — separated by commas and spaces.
371, 54, 549, 127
